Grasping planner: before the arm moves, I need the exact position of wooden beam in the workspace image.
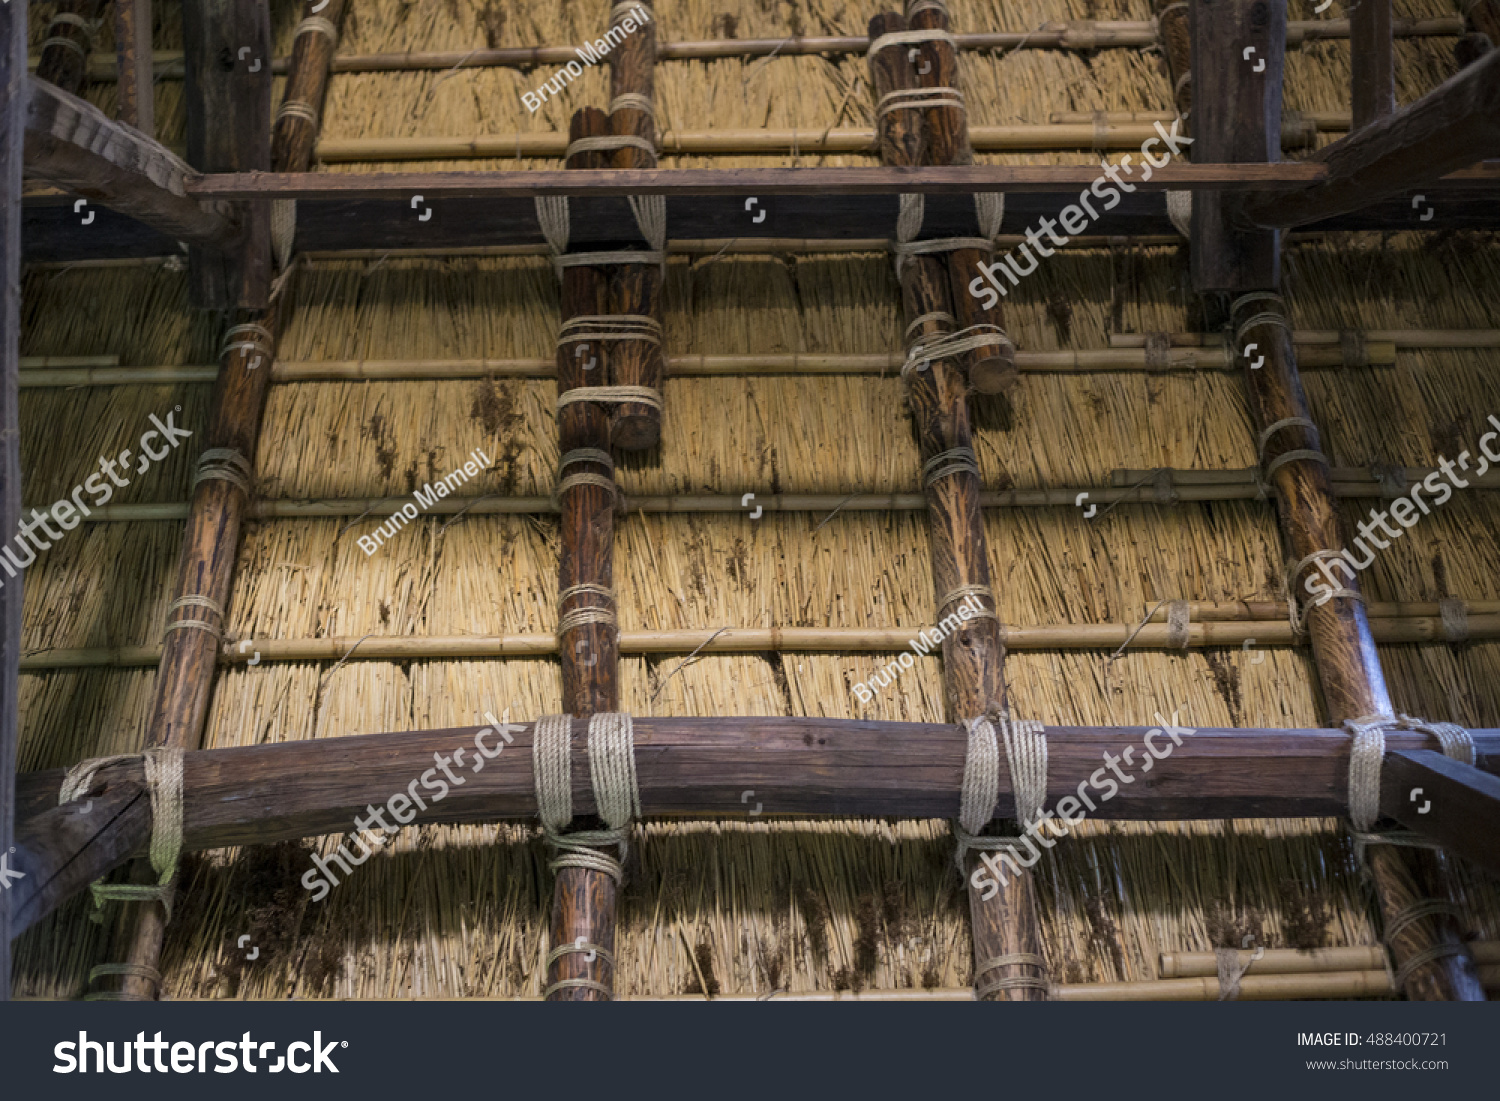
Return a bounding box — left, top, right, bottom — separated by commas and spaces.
184, 162, 1500, 201
23, 76, 238, 246
0, 0, 26, 1002
181, 0, 272, 308
1459, 0, 1500, 64
113, 0, 155, 137
1190, 0, 1284, 294
1381, 749, 1500, 876
13, 720, 1500, 855
1350, 0, 1395, 129
8, 782, 151, 941
1240, 48, 1500, 229
1233, 296, 1484, 1002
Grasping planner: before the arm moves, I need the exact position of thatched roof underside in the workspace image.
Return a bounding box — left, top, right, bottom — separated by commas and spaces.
13, 0, 1500, 998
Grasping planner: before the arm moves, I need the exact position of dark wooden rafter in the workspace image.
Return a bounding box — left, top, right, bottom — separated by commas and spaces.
1233, 297, 1485, 1002
604, 0, 662, 451
99, 0, 344, 1003
1457, 0, 1500, 65
548, 107, 621, 1003
1350, 0, 1395, 129
1239, 48, 1500, 230
869, 7, 1043, 1003
181, 0, 272, 309
1189, 0, 1282, 295
15, 720, 1500, 938
908, 1, 1014, 394
23, 77, 238, 246
0, 0, 27, 1003
113, 0, 154, 136
34, 0, 106, 95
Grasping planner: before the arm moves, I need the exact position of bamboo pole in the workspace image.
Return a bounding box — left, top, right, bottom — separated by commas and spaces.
13, 341, 1400, 387
1110, 329, 1500, 349
310, 122, 1322, 162
548, 106, 620, 1003
1234, 294, 1484, 1002
16, 611, 1500, 671
1161, 942, 1500, 978
106, 0, 340, 1004
872, 5, 1045, 1004
37, 18, 1468, 81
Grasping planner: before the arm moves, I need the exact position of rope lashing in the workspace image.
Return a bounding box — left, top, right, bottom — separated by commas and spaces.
1256, 415, 1328, 481
1165, 599, 1191, 649
271, 200, 297, 271
952, 712, 1048, 872
295, 15, 340, 46
588, 711, 643, 827
557, 582, 618, 636
974, 953, 1049, 999
921, 446, 981, 487
536, 196, 570, 255
1165, 190, 1192, 238
275, 100, 319, 128
83, 963, 162, 1001
566, 134, 658, 162
875, 87, 965, 117
533, 714, 574, 830
609, 0, 645, 22
537, 126, 666, 275
610, 92, 656, 119
555, 250, 668, 279
1439, 598, 1469, 645
1370, 463, 1407, 500
532, 712, 643, 888
1215, 947, 1253, 1001
219, 322, 274, 362
556, 314, 662, 347
163, 594, 226, 641
938, 582, 998, 623
556, 385, 664, 413
1339, 329, 1369, 368
903, 324, 1015, 378
1143, 332, 1173, 370
193, 448, 255, 496
1284, 548, 1363, 634
59, 746, 185, 922
43, 13, 95, 59
1345, 712, 1477, 833
867, 27, 959, 59
905, 0, 951, 18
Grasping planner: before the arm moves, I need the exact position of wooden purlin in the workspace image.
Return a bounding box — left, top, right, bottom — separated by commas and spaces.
1235, 297, 1485, 1002
16, 719, 1500, 936
92, 0, 345, 1004
604, 0, 663, 451
1350, 0, 1395, 129
547, 106, 623, 1003
869, 6, 1045, 1004
0, 0, 27, 1004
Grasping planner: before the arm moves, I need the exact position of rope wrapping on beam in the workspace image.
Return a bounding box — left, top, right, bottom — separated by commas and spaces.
163, 593, 226, 641
556, 583, 618, 636
1165, 599, 1191, 649
1285, 548, 1364, 634
1165, 190, 1192, 238
193, 448, 254, 497
903, 323, 1015, 378
974, 953, 1050, 999
921, 446, 981, 487
1440, 598, 1470, 644
58, 746, 185, 923
295, 15, 340, 46
1345, 712, 1477, 833
952, 712, 1048, 871
219, 322, 274, 362
556, 385, 664, 413
938, 582, 998, 623
556, 314, 662, 347
83, 963, 162, 1002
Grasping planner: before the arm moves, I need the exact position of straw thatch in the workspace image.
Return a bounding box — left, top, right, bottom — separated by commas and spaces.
12, 0, 1500, 1000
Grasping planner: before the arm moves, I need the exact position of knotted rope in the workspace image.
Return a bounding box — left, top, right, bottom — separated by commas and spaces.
193, 448, 255, 496
952, 713, 1048, 871
60, 746, 185, 923
556, 582, 618, 637
921, 446, 981, 487
1284, 548, 1363, 634
903, 323, 1015, 378
1165, 190, 1192, 238
163, 593, 226, 641
1439, 598, 1469, 645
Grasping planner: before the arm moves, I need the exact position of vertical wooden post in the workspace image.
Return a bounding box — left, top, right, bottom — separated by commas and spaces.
905, 1, 1015, 394
113, 0, 155, 137
0, 0, 28, 1004
1350, 0, 1395, 129
547, 107, 621, 1002
1189, 0, 1283, 297
182, 0, 272, 310
35, 0, 105, 95
1235, 297, 1484, 1001
605, 1, 663, 451
869, 10, 1045, 1002
103, 0, 346, 1002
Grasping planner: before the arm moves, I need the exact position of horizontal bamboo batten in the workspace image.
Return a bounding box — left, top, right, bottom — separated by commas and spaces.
30, 465, 1500, 524
312, 123, 1321, 162
15, 341, 1401, 387
1111, 329, 1500, 349
19, 610, 1499, 669
35, 17, 1465, 79
1160, 942, 1500, 978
